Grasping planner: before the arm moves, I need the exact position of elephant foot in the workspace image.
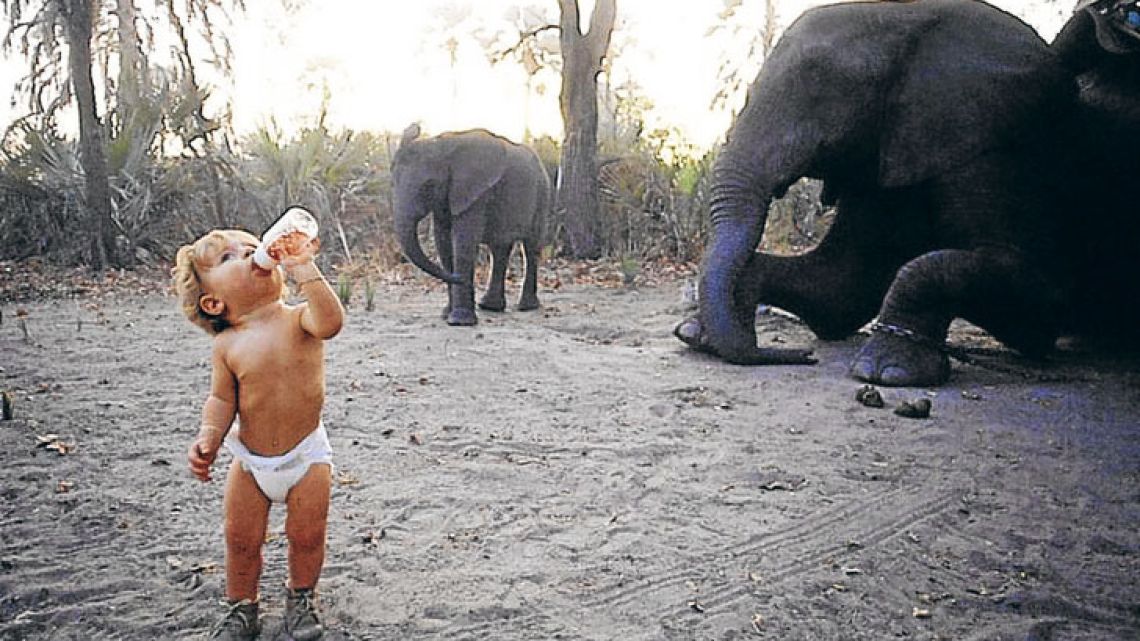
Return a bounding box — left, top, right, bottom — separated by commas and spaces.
516, 295, 540, 312
674, 317, 712, 352
849, 331, 950, 387
446, 308, 479, 326
674, 317, 816, 364
478, 296, 507, 312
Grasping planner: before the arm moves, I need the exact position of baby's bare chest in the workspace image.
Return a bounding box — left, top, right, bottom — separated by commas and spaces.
225, 327, 323, 389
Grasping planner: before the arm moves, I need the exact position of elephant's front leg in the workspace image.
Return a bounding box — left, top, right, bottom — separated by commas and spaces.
674, 250, 820, 365
445, 211, 486, 326
851, 248, 1061, 386
433, 213, 457, 321
478, 242, 511, 312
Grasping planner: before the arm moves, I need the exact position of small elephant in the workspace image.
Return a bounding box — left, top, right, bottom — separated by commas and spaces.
675, 0, 1140, 386
393, 124, 551, 325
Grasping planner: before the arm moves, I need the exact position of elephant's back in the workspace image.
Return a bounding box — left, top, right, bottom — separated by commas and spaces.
483, 144, 549, 242
778, 0, 1050, 70
502, 143, 551, 196
753, 0, 1070, 188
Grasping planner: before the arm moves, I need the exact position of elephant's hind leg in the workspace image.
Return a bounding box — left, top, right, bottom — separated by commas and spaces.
516, 242, 541, 311
851, 248, 1061, 386
478, 242, 511, 312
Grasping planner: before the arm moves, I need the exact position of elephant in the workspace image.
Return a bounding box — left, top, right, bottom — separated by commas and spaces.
674, 0, 1140, 387
392, 124, 551, 326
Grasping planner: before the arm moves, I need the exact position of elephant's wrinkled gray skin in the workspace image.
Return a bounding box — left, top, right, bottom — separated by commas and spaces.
393, 125, 550, 326
675, 0, 1140, 386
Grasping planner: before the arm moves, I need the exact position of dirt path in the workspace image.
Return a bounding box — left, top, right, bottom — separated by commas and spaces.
1, 278, 1138, 640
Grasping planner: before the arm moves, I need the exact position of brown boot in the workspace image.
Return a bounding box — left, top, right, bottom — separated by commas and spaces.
284, 588, 323, 640
207, 598, 259, 640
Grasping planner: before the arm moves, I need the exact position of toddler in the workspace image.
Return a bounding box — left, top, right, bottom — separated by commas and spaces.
173, 227, 344, 640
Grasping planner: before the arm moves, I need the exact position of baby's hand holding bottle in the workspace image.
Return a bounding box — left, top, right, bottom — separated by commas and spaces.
254, 206, 319, 269
273, 234, 320, 268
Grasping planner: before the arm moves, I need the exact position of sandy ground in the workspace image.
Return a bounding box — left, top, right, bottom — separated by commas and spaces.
1, 271, 1138, 640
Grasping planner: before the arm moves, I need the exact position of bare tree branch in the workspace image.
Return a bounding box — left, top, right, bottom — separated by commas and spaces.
489, 22, 558, 64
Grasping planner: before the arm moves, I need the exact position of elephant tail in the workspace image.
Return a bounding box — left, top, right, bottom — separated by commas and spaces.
394, 212, 465, 285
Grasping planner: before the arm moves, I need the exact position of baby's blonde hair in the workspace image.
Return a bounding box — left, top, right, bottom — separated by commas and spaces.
172, 231, 229, 335
171, 229, 284, 335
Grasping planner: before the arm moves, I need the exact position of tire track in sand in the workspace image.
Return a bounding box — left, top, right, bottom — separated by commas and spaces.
581, 484, 960, 612
428, 485, 960, 640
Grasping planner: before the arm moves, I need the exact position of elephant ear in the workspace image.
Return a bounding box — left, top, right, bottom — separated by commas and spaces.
400, 122, 422, 147
878, 5, 1071, 187
444, 131, 508, 215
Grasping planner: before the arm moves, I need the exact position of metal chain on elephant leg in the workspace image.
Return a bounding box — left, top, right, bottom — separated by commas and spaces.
869, 321, 1092, 383
869, 320, 948, 353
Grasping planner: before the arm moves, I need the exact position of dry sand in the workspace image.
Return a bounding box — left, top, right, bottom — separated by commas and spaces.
1, 273, 1138, 640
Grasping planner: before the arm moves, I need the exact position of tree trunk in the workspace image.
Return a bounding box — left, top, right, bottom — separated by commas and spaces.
64, 0, 118, 269
557, 0, 615, 259
113, 0, 148, 142
763, 0, 777, 56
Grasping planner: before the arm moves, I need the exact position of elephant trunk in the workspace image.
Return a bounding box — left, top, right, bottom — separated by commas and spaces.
394, 205, 464, 285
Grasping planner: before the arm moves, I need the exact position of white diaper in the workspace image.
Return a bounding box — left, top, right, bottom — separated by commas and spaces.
224, 423, 333, 503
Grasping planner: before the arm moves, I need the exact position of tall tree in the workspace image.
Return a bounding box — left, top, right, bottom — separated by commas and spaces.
65, 0, 116, 268
1, 0, 117, 267
557, 0, 615, 259
1, 0, 242, 269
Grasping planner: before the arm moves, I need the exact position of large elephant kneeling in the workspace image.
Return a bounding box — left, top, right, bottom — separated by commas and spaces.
675, 0, 1140, 387
393, 124, 551, 326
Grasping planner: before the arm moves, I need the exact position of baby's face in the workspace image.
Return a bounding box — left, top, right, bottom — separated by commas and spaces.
194, 229, 281, 316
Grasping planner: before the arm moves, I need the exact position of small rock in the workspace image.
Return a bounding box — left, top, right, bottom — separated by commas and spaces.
855, 385, 885, 408
894, 398, 932, 419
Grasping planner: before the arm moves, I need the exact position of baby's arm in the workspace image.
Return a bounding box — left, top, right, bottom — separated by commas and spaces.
187, 343, 237, 482
285, 249, 344, 339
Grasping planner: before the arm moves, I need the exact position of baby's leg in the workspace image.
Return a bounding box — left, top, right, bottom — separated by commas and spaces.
285, 463, 332, 590
223, 460, 271, 601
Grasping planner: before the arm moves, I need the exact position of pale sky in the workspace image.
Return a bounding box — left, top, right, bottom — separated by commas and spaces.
225, 0, 735, 147
223, 0, 1068, 150
0, 0, 1071, 153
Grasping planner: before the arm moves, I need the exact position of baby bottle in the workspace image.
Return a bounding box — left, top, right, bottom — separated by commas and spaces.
253, 206, 319, 269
